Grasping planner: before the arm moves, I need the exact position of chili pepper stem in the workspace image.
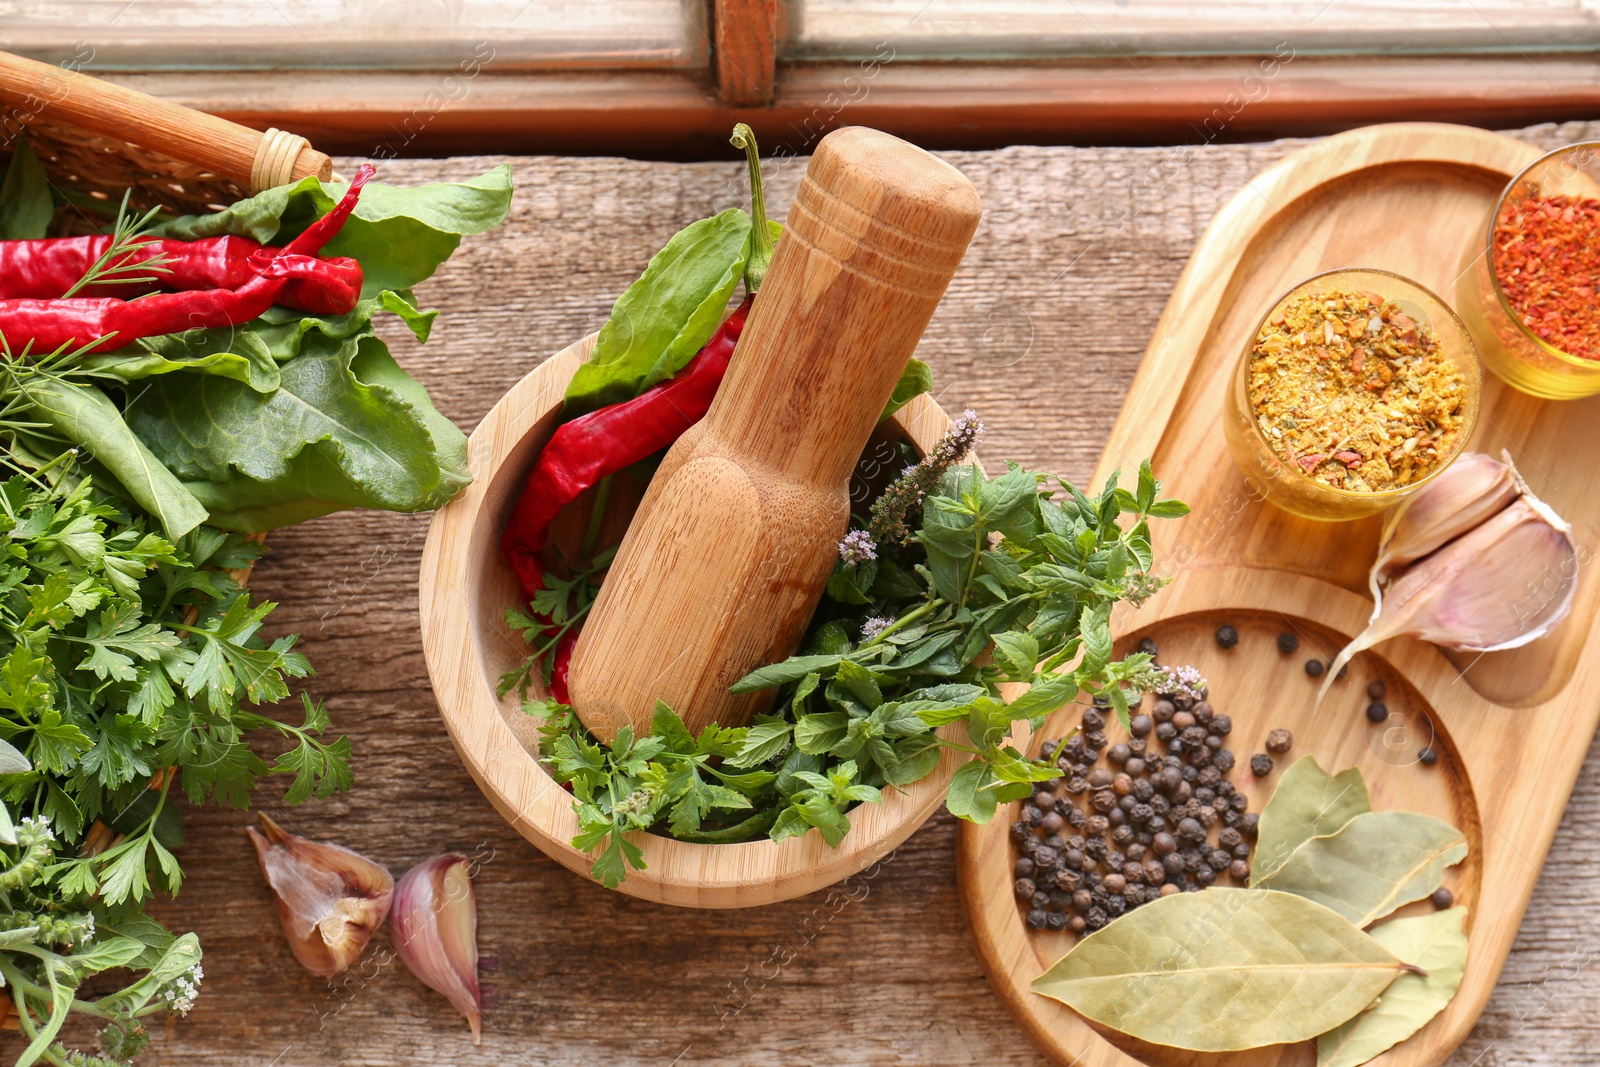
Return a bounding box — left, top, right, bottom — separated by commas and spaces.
729, 123, 775, 293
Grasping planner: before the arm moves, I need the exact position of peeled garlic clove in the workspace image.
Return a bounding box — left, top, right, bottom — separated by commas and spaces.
1370, 451, 1518, 601
391, 854, 481, 1044
246, 814, 393, 977
1326, 496, 1577, 698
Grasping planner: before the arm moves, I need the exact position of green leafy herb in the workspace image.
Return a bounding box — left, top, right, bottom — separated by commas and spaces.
60, 191, 174, 299
1316, 907, 1469, 1067
1254, 810, 1467, 927
563, 209, 754, 418
0, 140, 53, 241
519, 423, 1188, 885
1030, 888, 1414, 1052
1251, 755, 1372, 882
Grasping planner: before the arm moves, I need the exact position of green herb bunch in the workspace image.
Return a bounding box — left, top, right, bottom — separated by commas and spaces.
518, 415, 1189, 887
0, 458, 350, 1064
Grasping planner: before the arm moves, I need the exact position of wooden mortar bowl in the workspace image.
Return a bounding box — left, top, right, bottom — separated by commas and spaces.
420, 335, 965, 907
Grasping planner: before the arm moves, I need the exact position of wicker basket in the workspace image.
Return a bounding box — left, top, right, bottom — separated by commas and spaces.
0, 47, 333, 219
0, 50, 325, 907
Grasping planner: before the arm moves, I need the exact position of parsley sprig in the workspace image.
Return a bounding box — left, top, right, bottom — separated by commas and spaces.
524, 447, 1188, 888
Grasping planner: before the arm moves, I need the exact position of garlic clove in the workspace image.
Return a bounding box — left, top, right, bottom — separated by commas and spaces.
391, 854, 482, 1044
1370, 451, 1518, 603
246, 814, 393, 977
1327, 495, 1578, 698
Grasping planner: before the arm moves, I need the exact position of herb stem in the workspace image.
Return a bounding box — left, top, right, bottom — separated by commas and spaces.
863, 599, 941, 647
580, 474, 613, 560
729, 123, 774, 293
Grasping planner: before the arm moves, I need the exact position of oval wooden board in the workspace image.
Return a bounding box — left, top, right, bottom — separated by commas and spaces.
959, 122, 1596, 1066
419, 335, 967, 908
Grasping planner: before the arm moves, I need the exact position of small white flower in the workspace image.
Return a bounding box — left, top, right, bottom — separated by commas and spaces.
860, 616, 894, 642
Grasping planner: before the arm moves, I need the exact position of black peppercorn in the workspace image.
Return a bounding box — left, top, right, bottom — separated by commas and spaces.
1218, 827, 1243, 849
1230, 793, 1249, 813
1009, 820, 1030, 842
1111, 825, 1135, 847
1085, 907, 1108, 931
1209, 848, 1231, 870
1419, 747, 1439, 766
1085, 837, 1108, 860
1181, 765, 1198, 784
1068, 915, 1087, 934
1033, 789, 1057, 812
1085, 732, 1108, 752
1205, 734, 1224, 752
1072, 888, 1094, 912
1026, 908, 1048, 930
1177, 817, 1206, 842
1108, 743, 1131, 766
1211, 714, 1232, 736
1216, 625, 1239, 649
1041, 812, 1065, 835
1054, 867, 1083, 891
1015, 857, 1036, 879
1151, 699, 1176, 723
1197, 767, 1222, 789
1024, 804, 1044, 826
1107, 807, 1127, 829
1124, 757, 1147, 778
1129, 713, 1154, 738
1091, 790, 1117, 814
1250, 753, 1274, 777
1162, 852, 1185, 876
1126, 843, 1147, 863
1277, 631, 1299, 653
1155, 722, 1178, 744
1195, 864, 1217, 887
1065, 776, 1088, 795
1366, 701, 1389, 724
1086, 768, 1113, 789
1233, 842, 1252, 860
1014, 877, 1037, 899
1031, 890, 1051, 909
1304, 658, 1324, 677
1431, 887, 1454, 909
1180, 725, 1207, 747
1367, 679, 1387, 701
1241, 813, 1259, 839
1081, 707, 1105, 730
1139, 636, 1159, 656
1021, 836, 1041, 855
1127, 738, 1147, 756
1034, 845, 1060, 869
1182, 850, 1202, 873
1130, 803, 1154, 825
1266, 728, 1293, 754
1040, 740, 1058, 760
1172, 709, 1196, 730
1046, 911, 1068, 931
1117, 795, 1138, 814
1199, 806, 1221, 829
1222, 809, 1241, 829
1103, 873, 1127, 893
1229, 859, 1250, 881
1132, 778, 1155, 802
1213, 750, 1236, 774
1043, 834, 1066, 851
1086, 815, 1110, 837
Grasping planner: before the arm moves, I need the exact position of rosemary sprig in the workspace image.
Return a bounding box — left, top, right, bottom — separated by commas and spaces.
59, 190, 174, 299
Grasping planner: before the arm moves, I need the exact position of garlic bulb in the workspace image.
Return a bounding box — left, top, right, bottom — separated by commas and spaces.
391, 854, 481, 1044
1325, 459, 1578, 697
1369, 451, 1519, 602
246, 815, 393, 977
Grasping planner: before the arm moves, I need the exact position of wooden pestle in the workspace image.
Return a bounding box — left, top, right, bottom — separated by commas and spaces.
566, 126, 982, 742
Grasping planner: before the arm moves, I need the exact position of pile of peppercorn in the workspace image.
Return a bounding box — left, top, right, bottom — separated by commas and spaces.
1011, 683, 1260, 936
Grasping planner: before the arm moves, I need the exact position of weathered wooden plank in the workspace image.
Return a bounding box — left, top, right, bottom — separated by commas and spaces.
136, 121, 1600, 1067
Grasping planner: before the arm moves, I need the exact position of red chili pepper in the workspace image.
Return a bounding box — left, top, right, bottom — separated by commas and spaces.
500, 297, 750, 691
501, 295, 749, 601
0, 164, 374, 355
0, 233, 363, 315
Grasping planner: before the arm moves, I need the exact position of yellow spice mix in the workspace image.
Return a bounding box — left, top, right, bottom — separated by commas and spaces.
1247, 289, 1468, 493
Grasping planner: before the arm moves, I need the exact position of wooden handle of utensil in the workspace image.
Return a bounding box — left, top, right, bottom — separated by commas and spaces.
567, 126, 982, 742
0, 49, 332, 190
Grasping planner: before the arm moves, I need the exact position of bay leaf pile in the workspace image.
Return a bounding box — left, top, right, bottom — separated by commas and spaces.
1032, 756, 1469, 1066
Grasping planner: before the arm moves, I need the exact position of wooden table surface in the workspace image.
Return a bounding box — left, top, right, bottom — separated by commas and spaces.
140, 121, 1600, 1067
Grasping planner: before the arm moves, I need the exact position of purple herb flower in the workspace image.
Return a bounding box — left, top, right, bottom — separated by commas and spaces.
838, 529, 878, 565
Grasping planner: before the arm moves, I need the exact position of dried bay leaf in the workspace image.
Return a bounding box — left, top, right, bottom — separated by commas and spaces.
1031, 888, 1410, 1052
1256, 811, 1466, 927
1317, 907, 1469, 1067
1252, 757, 1372, 883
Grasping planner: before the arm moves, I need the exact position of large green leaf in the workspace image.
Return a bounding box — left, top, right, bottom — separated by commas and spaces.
0, 140, 53, 241
1031, 888, 1410, 1053
563, 208, 752, 416
1255, 810, 1467, 927
151, 166, 513, 296
1317, 907, 1468, 1067
122, 331, 468, 531
1252, 756, 1372, 882
24, 378, 209, 540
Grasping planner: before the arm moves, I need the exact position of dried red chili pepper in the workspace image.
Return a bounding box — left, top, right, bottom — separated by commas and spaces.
501, 296, 750, 603
0, 164, 374, 355
1494, 193, 1600, 361
0, 233, 363, 315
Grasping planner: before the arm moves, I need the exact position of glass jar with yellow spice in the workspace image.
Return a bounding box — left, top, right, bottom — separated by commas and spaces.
1225, 268, 1481, 521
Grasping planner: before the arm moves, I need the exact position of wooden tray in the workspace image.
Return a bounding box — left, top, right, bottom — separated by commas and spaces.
958, 122, 1595, 1066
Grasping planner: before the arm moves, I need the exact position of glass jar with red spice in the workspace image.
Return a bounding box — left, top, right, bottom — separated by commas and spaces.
1456, 142, 1600, 399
